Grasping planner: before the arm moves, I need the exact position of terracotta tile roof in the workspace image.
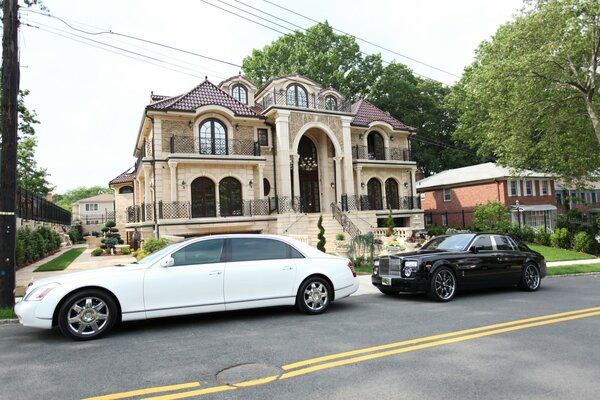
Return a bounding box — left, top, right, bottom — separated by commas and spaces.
109, 169, 135, 185
146, 80, 261, 117
351, 100, 416, 131
150, 94, 169, 102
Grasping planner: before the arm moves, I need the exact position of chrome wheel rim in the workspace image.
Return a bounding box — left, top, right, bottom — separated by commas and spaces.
303, 282, 328, 311
66, 296, 110, 336
524, 265, 540, 289
434, 270, 455, 300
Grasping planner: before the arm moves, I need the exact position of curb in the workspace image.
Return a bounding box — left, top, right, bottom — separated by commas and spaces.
546, 272, 600, 278
0, 318, 19, 325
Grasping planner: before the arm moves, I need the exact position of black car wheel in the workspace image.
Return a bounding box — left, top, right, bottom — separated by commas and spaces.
58, 289, 118, 341
378, 288, 399, 296
519, 263, 541, 291
428, 267, 456, 302
296, 277, 331, 314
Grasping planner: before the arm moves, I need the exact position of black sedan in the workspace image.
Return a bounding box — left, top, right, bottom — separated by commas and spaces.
372, 233, 546, 301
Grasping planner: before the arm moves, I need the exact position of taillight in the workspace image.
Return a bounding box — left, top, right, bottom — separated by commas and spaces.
347, 261, 356, 277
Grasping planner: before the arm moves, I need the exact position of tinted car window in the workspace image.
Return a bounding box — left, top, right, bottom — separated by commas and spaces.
172, 239, 224, 266
493, 235, 514, 251
470, 235, 493, 251
510, 237, 531, 252
231, 238, 296, 262
421, 234, 475, 251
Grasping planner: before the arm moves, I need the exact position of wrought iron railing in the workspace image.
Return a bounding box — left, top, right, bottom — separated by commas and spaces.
170, 136, 260, 156
331, 202, 361, 239
16, 187, 71, 225
74, 212, 116, 225
352, 145, 411, 161
340, 195, 421, 211
258, 90, 352, 113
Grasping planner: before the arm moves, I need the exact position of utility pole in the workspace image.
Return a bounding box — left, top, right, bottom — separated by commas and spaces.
0, 0, 20, 309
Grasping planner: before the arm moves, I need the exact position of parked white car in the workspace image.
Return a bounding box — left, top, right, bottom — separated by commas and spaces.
15, 234, 359, 340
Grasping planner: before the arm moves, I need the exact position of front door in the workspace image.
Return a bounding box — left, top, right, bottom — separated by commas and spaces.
298, 136, 320, 213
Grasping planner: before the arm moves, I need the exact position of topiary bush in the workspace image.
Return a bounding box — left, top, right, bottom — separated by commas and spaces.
142, 238, 169, 254
317, 215, 326, 253
572, 231, 593, 253
91, 248, 104, 256
386, 208, 395, 237
120, 246, 131, 255
550, 227, 570, 249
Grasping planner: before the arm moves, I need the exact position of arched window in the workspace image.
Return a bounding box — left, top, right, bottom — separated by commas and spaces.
199, 118, 227, 155
219, 177, 242, 216
232, 84, 248, 105
119, 186, 133, 194
367, 131, 385, 160
385, 179, 399, 209
325, 95, 337, 111
191, 177, 216, 218
367, 178, 383, 210
286, 84, 308, 107
263, 178, 271, 197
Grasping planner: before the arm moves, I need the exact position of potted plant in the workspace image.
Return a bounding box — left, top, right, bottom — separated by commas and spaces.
386, 240, 404, 254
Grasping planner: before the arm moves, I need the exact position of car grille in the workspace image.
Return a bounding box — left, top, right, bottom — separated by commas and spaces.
378, 257, 403, 276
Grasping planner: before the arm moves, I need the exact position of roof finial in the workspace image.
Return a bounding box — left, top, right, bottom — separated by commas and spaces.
205, 75, 208, 81
238, 70, 241, 76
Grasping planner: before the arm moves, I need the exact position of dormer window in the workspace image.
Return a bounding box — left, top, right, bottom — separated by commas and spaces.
232, 84, 248, 105
286, 84, 308, 107
325, 95, 337, 111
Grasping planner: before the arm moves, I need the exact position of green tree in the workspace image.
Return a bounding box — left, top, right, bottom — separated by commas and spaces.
371, 63, 485, 175
450, 0, 600, 185
472, 201, 511, 233
242, 22, 383, 101
53, 186, 112, 211
16, 135, 54, 195
317, 215, 326, 252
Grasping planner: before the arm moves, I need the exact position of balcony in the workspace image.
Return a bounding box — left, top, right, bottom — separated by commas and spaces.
340, 195, 421, 212
170, 136, 261, 157
258, 91, 352, 113
352, 145, 412, 162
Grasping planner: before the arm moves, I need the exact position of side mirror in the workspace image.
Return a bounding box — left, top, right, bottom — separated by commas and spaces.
469, 246, 479, 254
159, 257, 174, 268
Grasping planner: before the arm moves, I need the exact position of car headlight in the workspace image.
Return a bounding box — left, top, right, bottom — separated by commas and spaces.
24, 282, 60, 301
403, 261, 418, 278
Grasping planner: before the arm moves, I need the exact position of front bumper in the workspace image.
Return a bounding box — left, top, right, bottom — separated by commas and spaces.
371, 275, 428, 293
14, 300, 53, 329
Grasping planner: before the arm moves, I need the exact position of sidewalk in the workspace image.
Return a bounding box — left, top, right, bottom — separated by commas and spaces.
16, 245, 136, 294
547, 258, 600, 267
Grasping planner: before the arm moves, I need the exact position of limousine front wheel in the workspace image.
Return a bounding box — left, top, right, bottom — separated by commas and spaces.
428, 267, 456, 302
297, 277, 331, 314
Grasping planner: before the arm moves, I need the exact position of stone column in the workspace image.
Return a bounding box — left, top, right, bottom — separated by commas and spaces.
333, 157, 342, 204
275, 111, 292, 197
355, 166, 363, 195
143, 165, 152, 204
341, 117, 355, 196
168, 161, 178, 202
291, 154, 300, 200
257, 164, 265, 200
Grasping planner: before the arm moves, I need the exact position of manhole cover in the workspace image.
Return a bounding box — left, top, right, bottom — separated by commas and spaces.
216, 363, 283, 386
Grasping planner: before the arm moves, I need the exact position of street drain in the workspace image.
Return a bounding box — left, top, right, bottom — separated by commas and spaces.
216, 363, 283, 386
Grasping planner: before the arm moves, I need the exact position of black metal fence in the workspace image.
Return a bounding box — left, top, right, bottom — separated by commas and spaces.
423, 210, 475, 229
352, 145, 411, 162
170, 136, 260, 156
16, 187, 71, 225
340, 195, 421, 212
331, 202, 362, 239
75, 212, 116, 226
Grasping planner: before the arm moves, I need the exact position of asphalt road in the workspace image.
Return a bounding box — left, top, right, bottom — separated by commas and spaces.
1, 275, 599, 400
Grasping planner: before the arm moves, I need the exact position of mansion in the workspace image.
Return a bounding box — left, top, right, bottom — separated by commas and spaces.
110, 74, 423, 246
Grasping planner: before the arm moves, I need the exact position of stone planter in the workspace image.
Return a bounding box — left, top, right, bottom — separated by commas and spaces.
386, 246, 400, 254
336, 247, 350, 258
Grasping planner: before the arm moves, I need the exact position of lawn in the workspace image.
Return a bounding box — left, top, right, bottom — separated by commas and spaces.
526, 244, 597, 262
547, 264, 600, 276
34, 247, 86, 272
0, 308, 16, 320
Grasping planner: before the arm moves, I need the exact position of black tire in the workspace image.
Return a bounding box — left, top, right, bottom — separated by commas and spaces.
378, 288, 399, 296
428, 267, 457, 302
519, 263, 541, 291
58, 289, 118, 341
296, 277, 331, 314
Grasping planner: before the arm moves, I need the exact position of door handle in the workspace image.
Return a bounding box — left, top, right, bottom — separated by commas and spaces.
209, 270, 222, 275
282, 265, 294, 270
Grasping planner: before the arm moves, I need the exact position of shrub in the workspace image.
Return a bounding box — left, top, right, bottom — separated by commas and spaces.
91, 248, 104, 256
386, 209, 394, 237
135, 250, 148, 260
68, 226, 83, 244
120, 246, 131, 255
472, 201, 511, 233
426, 224, 446, 237
142, 238, 169, 254
335, 233, 345, 241
550, 228, 570, 249
572, 231, 593, 253
535, 228, 551, 246
316, 215, 326, 253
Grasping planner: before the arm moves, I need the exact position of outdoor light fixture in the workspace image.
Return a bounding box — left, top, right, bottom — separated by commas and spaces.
235, 123, 240, 131
249, 180, 253, 188
404, 182, 409, 188
390, 136, 395, 141
188, 120, 193, 129
330, 182, 335, 189
361, 182, 365, 189
181, 180, 186, 189
358, 134, 363, 139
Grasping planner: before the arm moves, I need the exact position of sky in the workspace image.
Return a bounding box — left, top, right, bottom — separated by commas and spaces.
17, 0, 524, 194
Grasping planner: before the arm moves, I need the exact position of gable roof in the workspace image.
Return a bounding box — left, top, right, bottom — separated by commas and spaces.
76, 194, 114, 203
146, 80, 261, 117
416, 162, 555, 190
351, 100, 416, 131
109, 168, 135, 185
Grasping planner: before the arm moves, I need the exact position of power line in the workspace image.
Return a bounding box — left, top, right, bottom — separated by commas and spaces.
262, 0, 461, 79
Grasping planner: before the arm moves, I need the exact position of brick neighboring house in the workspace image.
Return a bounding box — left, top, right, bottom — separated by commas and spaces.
72, 194, 115, 234
109, 74, 424, 247
555, 181, 600, 218
416, 162, 557, 230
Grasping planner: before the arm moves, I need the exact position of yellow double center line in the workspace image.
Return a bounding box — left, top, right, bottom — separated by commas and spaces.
84, 306, 600, 400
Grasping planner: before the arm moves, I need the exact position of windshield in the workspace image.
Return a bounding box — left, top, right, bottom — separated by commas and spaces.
420, 234, 476, 251
136, 242, 180, 265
